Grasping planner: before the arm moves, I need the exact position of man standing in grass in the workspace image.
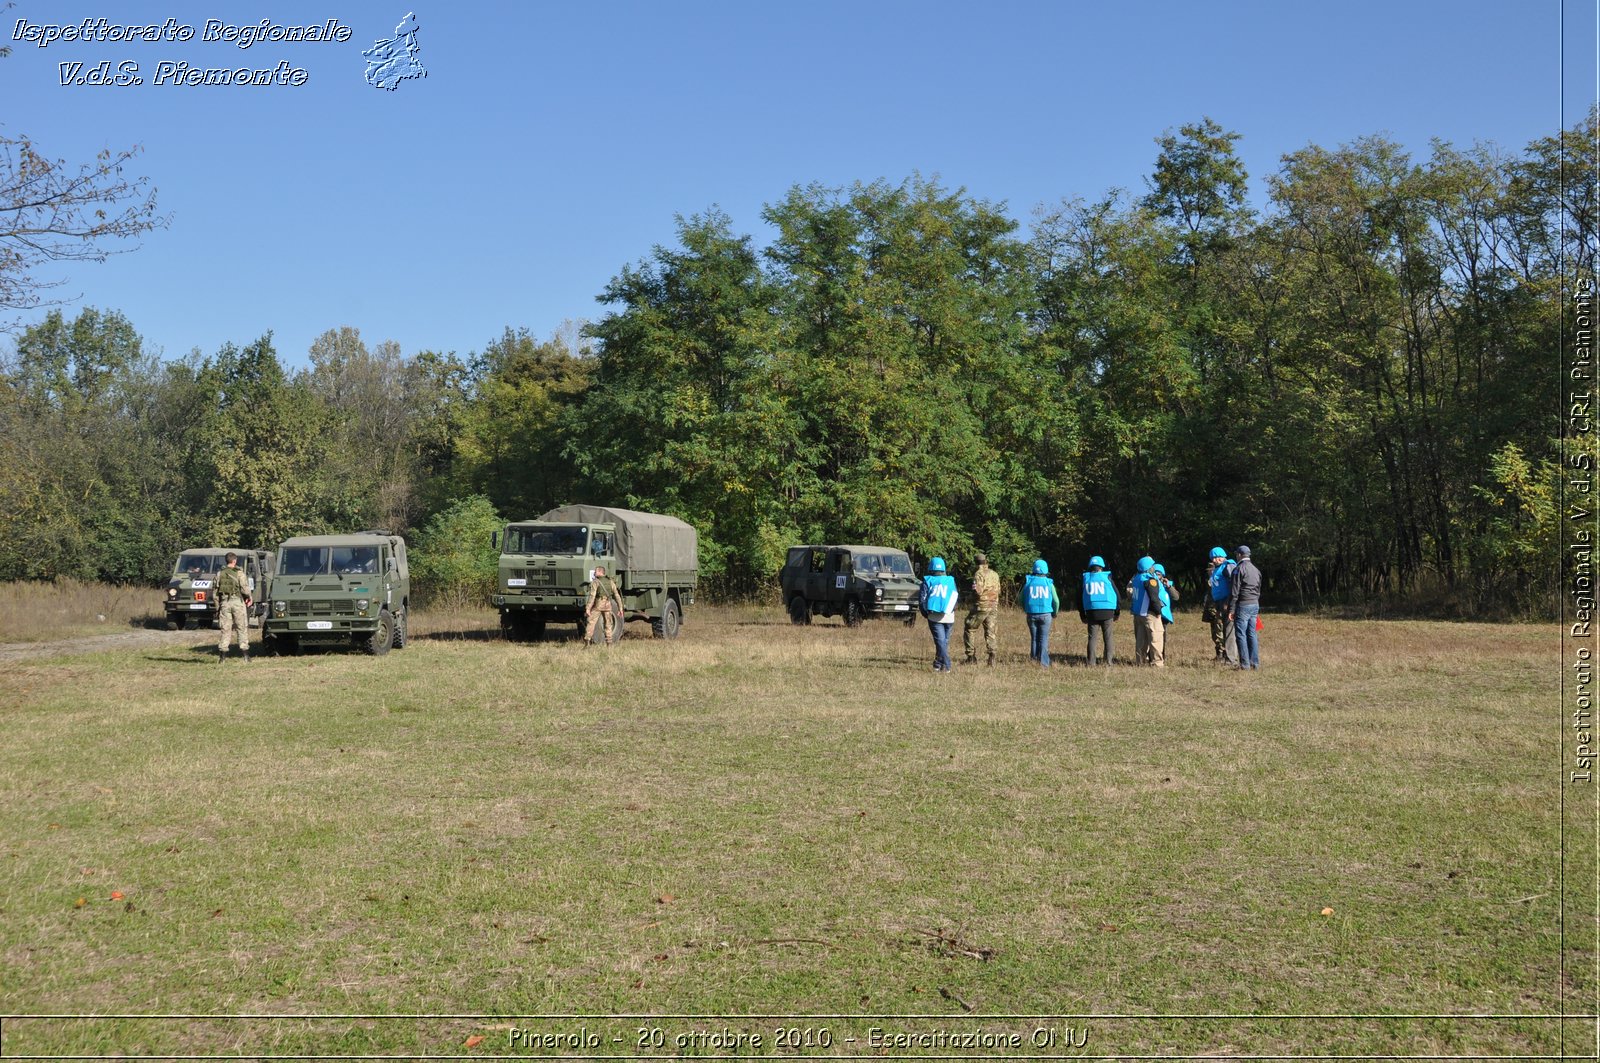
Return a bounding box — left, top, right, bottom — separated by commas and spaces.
1021, 559, 1059, 667
1229, 545, 1263, 670
919, 556, 958, 673
963, 553, 1001, 666
1128, 556, 1167, 667
1203, 546, 1238, 665
583, 564, 624, 646
215, 552, 251, 663
1079, 555, 1118, 666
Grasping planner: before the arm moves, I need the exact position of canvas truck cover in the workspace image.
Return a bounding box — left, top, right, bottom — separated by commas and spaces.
538, 506, 697, 572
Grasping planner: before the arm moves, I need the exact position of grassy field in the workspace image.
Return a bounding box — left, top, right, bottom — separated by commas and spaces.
0, 605, 1585, 1058
0, 579, 162, 643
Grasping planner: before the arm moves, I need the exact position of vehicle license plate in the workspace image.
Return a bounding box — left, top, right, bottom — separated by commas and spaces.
507, 578, 527, 587
189, 604, 207, 610
893, 604, 909, 611
305, 620, 333, 630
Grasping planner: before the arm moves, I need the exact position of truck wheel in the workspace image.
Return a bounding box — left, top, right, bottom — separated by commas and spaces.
274, 635, 300, 657
165, 616, 179, 631
788, 595, 811, 626
391, 607, 408, 650
363, 610, 394, 656
844, 600, 863, 627
903, 611, 917, 626
652, 597, 682, 639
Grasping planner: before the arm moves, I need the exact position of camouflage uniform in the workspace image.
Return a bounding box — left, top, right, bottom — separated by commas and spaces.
215, 561, 251, 660
963, 558, 1001, 665
583, 570, 624, 645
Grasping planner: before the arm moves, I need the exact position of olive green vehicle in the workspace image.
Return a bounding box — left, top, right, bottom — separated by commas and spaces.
164, 548, 274, 630
780, 545, 920, 626
260, 531, 409, 656
493, 505, 697, 641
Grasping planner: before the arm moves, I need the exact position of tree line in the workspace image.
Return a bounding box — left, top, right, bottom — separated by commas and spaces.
1, 115, 1590, 615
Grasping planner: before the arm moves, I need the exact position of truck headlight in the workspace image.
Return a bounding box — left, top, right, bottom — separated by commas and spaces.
273, 601, 286, 616
356, 599, 370, 615
875, 587, 883, 599
167, 588, 177, 598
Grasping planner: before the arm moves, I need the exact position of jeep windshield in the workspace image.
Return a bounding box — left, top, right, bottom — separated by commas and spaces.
505, 526, 587, 555
174, 553, 223, 576
280, 546, 380, 576
852, 553, 914, 577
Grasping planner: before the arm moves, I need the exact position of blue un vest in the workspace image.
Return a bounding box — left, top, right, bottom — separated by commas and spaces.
922, 574, 956, 616
1132, 573, 1170, 619
1209, 561, 1235, 602
1081, 571, 1117, 611
1022, 574, 1055, 615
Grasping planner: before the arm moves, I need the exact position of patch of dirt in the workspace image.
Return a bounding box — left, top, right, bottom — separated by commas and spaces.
0, 628, 209, 663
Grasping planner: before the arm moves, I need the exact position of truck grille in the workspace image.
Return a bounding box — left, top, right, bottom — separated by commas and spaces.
511, 568, 555, 587
288, 599, 354, 616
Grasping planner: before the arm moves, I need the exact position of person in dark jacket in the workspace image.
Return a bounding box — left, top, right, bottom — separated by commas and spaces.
1228, 544, 1263, 670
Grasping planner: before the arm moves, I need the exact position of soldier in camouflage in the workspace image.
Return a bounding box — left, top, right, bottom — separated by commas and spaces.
963, 553, 1001, 666
215, 551, 251, 662
583, 564, 624, 646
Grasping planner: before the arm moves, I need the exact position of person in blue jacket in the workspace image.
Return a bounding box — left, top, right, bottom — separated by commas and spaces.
1079, 555, 1119, 666
919, 556, 959, 673
1021, 559, 1060, 667
1203, 546, 1238, 665
1127, 555, 1170, 667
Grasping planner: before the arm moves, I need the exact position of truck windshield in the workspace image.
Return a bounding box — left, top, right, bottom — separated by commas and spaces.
175, 553, 223, 576
854, 553, 913, 576
279, 546, 380, 575
505, 526, 587, 555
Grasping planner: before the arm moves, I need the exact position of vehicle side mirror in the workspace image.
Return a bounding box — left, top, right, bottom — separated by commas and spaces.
491, 531, 499, 550
386, 557, 398, 574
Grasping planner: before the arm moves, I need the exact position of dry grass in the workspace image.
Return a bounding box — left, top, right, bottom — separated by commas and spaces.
0, 579, 162, 643
0, 603, 1578, 1058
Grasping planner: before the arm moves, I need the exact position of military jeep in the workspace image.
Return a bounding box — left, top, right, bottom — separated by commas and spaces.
261, 531, 409, 656
164, 548, 274, 630
779, 545, 920, 626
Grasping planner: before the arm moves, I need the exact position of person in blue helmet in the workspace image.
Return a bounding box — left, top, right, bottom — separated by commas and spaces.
1079, 554, 1119, 666
1203, 546, 1238, 665
1152, 562, 1178, 637
1126, 555, 1170, 666
1020, 559, 1060, 667
919, 556, 959, 672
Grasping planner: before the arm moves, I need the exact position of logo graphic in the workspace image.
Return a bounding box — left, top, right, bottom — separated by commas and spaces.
363, 12, 425, 90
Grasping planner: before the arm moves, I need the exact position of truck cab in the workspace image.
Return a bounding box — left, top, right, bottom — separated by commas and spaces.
164, 548, 274, 630
262, 531, 409, 656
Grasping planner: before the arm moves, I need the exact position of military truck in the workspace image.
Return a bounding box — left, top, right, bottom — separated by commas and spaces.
780, 545, 920, 626
492, 505, 697, 640
260, 531, 409, 655
164, 548, 274, 630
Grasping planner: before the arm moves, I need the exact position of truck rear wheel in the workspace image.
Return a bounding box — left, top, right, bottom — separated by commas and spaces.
788, 595, 811, 626
363, 610, 394, 656
391, 607, 408, 650
652, 597, 682, 639
844, 600, 863, 627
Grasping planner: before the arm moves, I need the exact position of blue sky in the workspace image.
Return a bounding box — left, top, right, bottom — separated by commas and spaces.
4, 1, 1595, 366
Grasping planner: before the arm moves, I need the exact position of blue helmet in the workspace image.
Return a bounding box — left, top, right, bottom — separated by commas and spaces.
1153, 563, 1166, 576
1032, 559, 1049, 575
1210, 546, 1227, 560
1088, 555, 1106, 569
1137, 555, 1154, 573
928, 556, 946, 574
